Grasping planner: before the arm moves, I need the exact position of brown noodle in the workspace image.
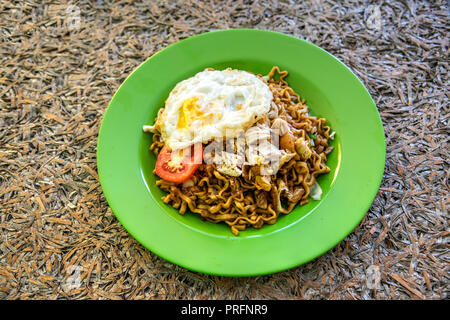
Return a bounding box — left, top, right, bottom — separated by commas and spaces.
149, 66, 333, 235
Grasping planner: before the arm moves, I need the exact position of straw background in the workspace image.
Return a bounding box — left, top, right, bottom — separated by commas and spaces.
0, 0, 448, 299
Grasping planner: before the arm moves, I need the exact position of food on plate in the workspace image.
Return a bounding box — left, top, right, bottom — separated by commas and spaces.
143, 66, 334, 235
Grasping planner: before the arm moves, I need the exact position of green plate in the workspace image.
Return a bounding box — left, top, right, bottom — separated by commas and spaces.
97, 29, 385, 276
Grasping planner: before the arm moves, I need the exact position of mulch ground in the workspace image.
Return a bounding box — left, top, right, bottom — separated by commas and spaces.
0, 0, 448, 299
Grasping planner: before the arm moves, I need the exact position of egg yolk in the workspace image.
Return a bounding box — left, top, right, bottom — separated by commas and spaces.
177, 97, 215, 129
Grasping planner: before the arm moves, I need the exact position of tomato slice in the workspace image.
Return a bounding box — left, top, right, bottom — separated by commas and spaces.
155, 143, 203, 184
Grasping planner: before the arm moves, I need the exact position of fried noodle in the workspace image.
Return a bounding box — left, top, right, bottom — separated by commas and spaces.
149, 66, 333, 235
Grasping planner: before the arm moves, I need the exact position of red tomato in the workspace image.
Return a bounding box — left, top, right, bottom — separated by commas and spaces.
155, 143, 203, 184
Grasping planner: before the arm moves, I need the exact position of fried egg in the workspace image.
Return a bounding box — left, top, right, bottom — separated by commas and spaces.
154, 68, 273, 150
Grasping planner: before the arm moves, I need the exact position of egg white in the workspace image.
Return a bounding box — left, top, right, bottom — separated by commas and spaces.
155, 68, 273, 150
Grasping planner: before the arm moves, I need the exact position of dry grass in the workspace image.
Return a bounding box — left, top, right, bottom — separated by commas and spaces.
0, 0, 448, 299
